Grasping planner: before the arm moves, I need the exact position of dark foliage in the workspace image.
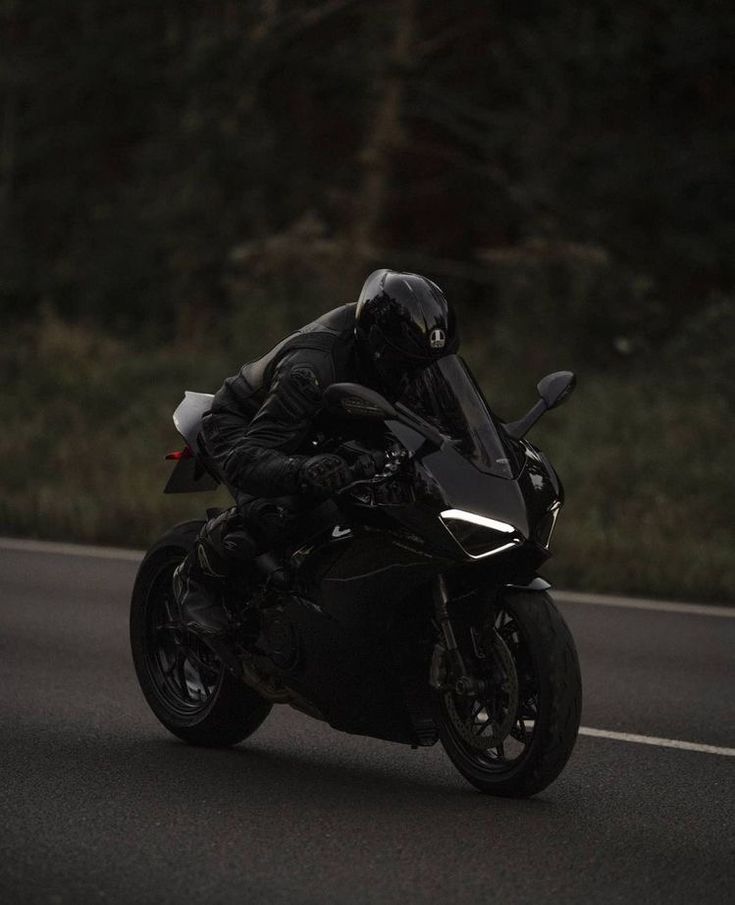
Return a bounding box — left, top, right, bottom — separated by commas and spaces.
2, 0, 733, 365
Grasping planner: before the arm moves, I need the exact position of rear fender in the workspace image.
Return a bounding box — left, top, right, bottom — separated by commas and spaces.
164, 391, 220, 494
164, 454, 220, 494
173, 391, 215, 447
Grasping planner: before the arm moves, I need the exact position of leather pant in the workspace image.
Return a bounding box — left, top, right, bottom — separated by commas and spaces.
172, 412, 300, 658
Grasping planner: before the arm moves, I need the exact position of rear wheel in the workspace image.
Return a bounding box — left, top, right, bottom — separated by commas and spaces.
436, 590, 581, 797
130, 521, 271, 747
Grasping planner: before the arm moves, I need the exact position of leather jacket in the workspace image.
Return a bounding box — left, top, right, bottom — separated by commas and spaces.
201, 303, 367, 497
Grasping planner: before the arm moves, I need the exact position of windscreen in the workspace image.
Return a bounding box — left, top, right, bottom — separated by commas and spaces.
399, 355, 521, 478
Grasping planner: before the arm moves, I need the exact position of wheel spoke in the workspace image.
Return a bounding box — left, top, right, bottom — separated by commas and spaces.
469, 700, 484, 720
162, 591, 178, 624
156, 621, 179, 635
511, 717, 528, 744
189, 645, 220, 690
519, 696, 538, 721
175, 651, 191, 699
477, 718, 497, 737
162, 647, 181, 678
473, 711, 490, 734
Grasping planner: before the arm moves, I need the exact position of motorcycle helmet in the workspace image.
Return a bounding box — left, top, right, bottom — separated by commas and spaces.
354, 269, 459, 397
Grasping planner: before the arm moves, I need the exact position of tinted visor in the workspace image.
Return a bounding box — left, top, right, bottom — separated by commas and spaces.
371, 340, 432, 399
399, 355, 522, 478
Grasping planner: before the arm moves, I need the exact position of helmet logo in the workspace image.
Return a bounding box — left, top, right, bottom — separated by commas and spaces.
429, 328, 446, 350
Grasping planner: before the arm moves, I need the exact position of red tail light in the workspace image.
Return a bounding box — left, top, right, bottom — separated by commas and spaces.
165, 446, 194, 461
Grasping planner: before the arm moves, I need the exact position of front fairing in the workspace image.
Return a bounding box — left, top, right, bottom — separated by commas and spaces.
385, 420, 562, 561
377, 355, 564, 562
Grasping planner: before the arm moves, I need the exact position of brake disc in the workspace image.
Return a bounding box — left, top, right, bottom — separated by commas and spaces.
443, 628, 520, 750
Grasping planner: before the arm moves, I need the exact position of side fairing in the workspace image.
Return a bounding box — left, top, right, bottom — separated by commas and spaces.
277, 528, 440, 745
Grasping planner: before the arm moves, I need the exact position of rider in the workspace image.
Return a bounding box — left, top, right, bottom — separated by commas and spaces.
173, 269, 459, 668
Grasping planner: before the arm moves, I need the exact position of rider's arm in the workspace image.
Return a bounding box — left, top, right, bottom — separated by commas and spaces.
210, 350, 333, 497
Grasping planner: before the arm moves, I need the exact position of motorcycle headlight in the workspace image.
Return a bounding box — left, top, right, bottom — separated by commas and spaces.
439, 509, 522, 559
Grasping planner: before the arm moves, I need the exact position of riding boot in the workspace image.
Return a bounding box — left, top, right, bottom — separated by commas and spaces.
172, 532, 240, 674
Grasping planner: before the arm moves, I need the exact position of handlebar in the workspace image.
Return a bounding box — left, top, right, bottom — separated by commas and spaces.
338, 445, 410, 495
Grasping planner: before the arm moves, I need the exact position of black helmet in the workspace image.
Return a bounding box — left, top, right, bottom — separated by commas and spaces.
355, 269, 459, 395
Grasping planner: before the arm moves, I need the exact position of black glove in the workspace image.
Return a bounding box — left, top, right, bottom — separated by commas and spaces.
239, 498, 292, 543
350, 449, 386, 480
299, 454, 353, 495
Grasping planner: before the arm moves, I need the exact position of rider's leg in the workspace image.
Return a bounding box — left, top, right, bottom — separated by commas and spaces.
172, 507, 255, 671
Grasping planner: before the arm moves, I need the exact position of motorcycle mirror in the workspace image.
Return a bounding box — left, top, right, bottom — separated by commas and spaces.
324, 382, 445, 447
504, 371, 577, 439
537, 371, 576, 410
323, 383, 398, 421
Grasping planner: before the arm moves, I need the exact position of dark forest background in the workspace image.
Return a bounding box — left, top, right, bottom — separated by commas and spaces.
1, 1, 733, 600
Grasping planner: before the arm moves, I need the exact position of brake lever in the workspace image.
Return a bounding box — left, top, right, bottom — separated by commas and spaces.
337, 447, 411, 496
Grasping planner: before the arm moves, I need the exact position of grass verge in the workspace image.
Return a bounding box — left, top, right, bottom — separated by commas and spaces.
2, 310, 732, 602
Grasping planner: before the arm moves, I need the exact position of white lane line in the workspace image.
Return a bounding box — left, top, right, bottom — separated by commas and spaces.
0, 538, 733, 616
555, 590, 734, 618
1, 537, 733, 757
0, 537, 143, 562
580, 727, 735, 757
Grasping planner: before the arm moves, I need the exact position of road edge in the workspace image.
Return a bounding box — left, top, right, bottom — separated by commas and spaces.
0, 535, 732, 615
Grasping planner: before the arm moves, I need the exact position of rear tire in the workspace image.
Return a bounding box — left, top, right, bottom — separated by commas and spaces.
436, 590, 581, 797
130, 520, 272, 747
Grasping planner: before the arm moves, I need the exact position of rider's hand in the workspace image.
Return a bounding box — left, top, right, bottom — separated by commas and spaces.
351, 449, 386, 480
299, 454, 353, 495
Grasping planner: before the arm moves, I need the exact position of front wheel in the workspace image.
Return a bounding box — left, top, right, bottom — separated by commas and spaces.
436, 590, 581, 797
130, 520, 272, 747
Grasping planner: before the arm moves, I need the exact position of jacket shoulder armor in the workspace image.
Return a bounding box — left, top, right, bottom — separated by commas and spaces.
212, 304, 356, 414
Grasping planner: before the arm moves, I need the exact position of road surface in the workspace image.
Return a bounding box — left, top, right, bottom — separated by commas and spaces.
1, 542, 733, 904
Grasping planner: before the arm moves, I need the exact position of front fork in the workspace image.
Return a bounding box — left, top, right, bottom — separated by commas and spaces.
430, 574, 483, 696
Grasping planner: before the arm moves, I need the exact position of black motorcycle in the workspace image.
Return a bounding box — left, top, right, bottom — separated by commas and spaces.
130, 355, 582, 797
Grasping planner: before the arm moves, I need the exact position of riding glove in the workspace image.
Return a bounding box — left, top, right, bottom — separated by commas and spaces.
300, 454, 352, 494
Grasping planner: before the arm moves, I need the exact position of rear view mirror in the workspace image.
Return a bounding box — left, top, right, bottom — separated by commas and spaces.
504, 370, 577, 439
323, 383, 398, 421
324, 382, 444, 447
537, 371, 576, 410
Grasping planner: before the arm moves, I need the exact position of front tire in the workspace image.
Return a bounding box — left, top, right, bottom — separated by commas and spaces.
130, 520, 272, 747
436, 590, 581, 797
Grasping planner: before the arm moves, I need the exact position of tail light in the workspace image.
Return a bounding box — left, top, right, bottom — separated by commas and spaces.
165, 446, 193, 461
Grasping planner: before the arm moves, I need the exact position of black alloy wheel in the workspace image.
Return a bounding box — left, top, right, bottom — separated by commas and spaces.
130, 521, 272, 747
143, 557, 223, 718
435, 590, 581, 797
441, 608, 537, 766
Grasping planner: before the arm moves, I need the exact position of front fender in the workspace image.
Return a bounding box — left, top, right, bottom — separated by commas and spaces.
504, 576, 551, 592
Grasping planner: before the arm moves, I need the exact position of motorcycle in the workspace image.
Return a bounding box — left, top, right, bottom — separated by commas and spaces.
130, 354, 582, 797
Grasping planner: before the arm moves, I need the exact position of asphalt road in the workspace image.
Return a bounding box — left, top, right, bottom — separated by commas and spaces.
1, 544, 733, 905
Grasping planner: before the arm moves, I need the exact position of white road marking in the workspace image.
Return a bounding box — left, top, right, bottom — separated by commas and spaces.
555, 590, 734, 618
580, 727, 735, 757
0, 538, 732, 616
0, 537, 143, 562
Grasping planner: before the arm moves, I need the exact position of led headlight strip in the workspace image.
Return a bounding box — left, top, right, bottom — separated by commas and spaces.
440, 509, 516, 533
439, 508, 522, 559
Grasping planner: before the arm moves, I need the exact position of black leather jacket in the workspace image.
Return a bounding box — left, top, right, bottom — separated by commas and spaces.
201, 304, 365, 498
